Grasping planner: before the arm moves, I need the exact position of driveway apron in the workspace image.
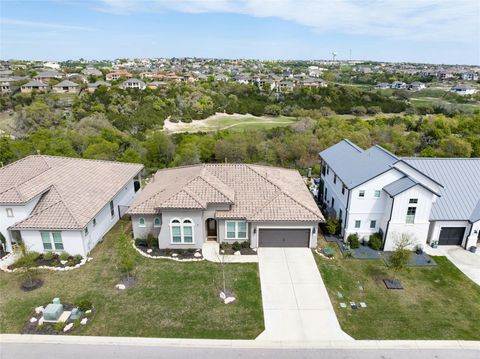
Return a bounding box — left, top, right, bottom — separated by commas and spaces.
256, 248, 352, 341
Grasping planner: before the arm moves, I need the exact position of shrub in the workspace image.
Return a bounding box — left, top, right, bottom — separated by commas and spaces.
135, 238, 147, 247
76, 298, 92, 312
66, 260, 75, 267
219, 242, 229, 251
240, 240, 250, 249
369, 233, 383, 250
325, 216, 339, 235
13, 251, 40, 268
146, 233, 158, 248
59, 252, 70, 261
347, 233, 360, 249
43, 251, 54, 261
232, 241, 241, 252
74, 254, 82, 263
54, 321, 65, 332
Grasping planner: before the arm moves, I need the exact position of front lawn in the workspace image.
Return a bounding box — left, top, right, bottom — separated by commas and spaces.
0, 220, 264, 338
314, 236, 480, 340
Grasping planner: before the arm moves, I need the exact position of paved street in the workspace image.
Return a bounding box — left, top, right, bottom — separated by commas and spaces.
256, 248, 351, 341
1, 343, 478, 359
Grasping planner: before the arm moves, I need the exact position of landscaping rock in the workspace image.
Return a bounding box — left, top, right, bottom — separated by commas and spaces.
147, 249, 153, 254
194, 252, 202, 258
115, 284, 126, 290
80, 318, 88, 325
360, 302, 367, 308
224, 297, 236, 304
85, 310, 92, 314
38, 317, 44, 326
233, 251, 241, 256
339, 303, 347, 308
252, 248, 257, 252
87, 257, 93, 262
63, 323, 73, 332
35, 306, 44, 314
219, 291, 226, 300
60, 260, 67, 265
30, 317, 37, 323
171, 253, 178, 257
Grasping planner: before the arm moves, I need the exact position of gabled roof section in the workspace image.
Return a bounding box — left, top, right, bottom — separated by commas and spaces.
403, 157, 480, 221
1, 155, 143, 229
383, 177, 417, 197
319, 139, 400, 189
128, 164, 324, 222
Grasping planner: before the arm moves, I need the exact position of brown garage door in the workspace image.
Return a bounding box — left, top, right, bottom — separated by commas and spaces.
438, 227, 465, 246
258, 228, 310, 247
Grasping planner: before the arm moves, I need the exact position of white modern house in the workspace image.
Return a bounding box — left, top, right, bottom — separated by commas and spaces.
319, 140, 480, 251
127, 164, 324, 249
0, 156, 143, 256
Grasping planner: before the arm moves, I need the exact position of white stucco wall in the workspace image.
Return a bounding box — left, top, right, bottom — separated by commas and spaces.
21, 230, 85, 256
465, 220, 480, 249
157, 209, 204, 249
0, 195, 42, 252
132, 214, 162, 239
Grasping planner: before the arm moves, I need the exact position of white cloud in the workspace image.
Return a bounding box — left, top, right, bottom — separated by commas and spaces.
95, 0, 479, 43
1, 18, 96, 31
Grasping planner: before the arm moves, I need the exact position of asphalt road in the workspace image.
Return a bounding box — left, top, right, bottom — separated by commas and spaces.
1, 343, 478, 359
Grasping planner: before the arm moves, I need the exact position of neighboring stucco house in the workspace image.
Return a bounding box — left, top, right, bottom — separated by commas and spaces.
87, 81, 111, 93
120, 78, 146, 90
0, 156, 143, 256
20, 80, 48, 93
52, 80, 80, 93
319, 140, 480, 251
127, 164, 324, 249
450, 84, 477, 96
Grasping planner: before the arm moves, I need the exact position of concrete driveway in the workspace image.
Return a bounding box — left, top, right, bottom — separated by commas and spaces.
256, 248, 352, 341
426, 245, 480, 285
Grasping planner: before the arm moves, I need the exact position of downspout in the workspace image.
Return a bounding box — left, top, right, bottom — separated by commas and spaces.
343, 186, 351, 239
383, 196, 395, 251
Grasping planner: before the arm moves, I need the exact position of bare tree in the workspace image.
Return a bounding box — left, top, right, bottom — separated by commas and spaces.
388, 233, 415, 280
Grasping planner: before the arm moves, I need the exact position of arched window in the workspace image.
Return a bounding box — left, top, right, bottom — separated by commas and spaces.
154, 217, 161, 227
170, 218, 194, 244
139, 217, 145, 227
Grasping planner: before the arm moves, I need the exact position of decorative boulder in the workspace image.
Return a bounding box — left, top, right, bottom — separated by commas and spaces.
147, 249, 153, 254
194, 252, 202, 258
224, 297, 236, 304
38, 317, 44, 325
63, 323, 74, 332
171, 253, 178, 257
233, 251, 241, 256
30, 317, 38, 323
80, 318, 88, 325
115, 284, 126, 290
35, 306, 44, 314
219, 291, 226, 300
85, 310, 92, 314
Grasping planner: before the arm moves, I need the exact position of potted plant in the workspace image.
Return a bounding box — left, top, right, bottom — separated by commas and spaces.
415, 244, 423, 255
431, 240, 438, 249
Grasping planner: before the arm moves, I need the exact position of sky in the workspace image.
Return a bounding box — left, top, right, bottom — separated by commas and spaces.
1, 0, 479, 65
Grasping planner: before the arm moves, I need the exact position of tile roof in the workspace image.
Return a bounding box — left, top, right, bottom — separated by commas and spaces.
128, 164, 324, 222
403, 158, 480, 222
53, 80, 79, 88
0, 156, 143, 230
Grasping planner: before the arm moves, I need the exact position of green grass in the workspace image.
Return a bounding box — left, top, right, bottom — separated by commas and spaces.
314, 236, 480, 340
0, 220, 264, 338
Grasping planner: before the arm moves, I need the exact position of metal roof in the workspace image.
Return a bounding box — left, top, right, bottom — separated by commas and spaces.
383, 177, 416, 197
403, 158, 480, 222
319, 139, 400, 189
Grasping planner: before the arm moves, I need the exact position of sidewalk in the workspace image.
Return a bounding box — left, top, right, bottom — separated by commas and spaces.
202, 242, 258, 263
1, 334, 479, 350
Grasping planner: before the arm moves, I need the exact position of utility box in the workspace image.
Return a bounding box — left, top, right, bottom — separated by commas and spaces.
43, 303, 64, 321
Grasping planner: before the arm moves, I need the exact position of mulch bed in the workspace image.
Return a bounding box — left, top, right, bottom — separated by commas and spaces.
136, 245, 203, 259
9, 253, 82, 270
23, 303, 95, 335
21, 278, 44, 292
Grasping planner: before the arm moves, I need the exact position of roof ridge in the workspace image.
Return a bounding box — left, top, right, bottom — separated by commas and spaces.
195, 175, 233, 203
48, 185, 82, 228
373, 144, 400, 160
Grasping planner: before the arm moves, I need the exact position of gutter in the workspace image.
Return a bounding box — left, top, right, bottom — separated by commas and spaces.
343, 186, 351, 239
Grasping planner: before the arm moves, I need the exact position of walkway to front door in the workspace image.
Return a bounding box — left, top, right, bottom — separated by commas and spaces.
256, 248, 352, 341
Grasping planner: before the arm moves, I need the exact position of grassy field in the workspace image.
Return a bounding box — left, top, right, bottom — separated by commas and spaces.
314, 236, 480, 340
163, 113, 297, 133
0, 220, 264, 338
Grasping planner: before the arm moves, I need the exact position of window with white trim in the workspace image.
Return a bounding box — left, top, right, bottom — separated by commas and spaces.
154, 217, 161, 227
41, 231, 64, 251
170, 218, 194, 244
225, 221, 247, 240
406, 207, 416, 224
370, 220, 376, 229
409, 198, 418, 204
139, 217, 145, 227
359, 190, 365, 198
6, 208, 13, 217
355, 220, 361, 228
109, 201, 115, 217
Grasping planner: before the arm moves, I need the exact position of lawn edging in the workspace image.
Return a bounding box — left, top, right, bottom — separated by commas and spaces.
131, 240, 205, 262
0, 256, 92, 273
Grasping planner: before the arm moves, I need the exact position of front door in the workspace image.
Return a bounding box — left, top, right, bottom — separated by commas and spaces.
206, 218, 217, 238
